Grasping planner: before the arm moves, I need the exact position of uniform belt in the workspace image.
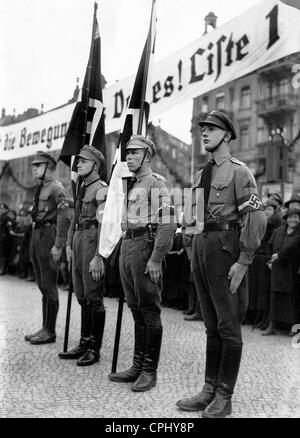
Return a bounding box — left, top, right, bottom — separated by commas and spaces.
33, 221, 55, 229
123, 228, 147, 239
203, 221, 238, 232
76, 220, 98, 231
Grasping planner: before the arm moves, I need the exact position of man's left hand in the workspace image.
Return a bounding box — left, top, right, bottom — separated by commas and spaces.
227, 262, 248, 295
89, 256, 105, 282
145, 259, 162, 284
51, 245, 62, 264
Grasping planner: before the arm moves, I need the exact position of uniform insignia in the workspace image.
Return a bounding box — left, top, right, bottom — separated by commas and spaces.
57, 200, 69, 209
244, 180, 256, 189
248, 194, 262, 209
238, 193, 262, 212
230, 157, 245, 166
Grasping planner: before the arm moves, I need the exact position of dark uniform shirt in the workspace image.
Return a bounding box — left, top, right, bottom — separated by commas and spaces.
121, 168, 177, 263
185, 150, 267, 264
67, 179, 107, 256
35, 174, 69, 248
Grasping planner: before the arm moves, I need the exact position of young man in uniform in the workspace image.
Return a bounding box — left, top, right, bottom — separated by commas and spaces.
25, 151, 70, 345
108, 135, 176, 391
58, 145, 107, 366
177, 111, 266, 417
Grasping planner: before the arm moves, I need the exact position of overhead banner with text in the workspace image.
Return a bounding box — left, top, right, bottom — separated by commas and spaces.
1, 0, 300, 161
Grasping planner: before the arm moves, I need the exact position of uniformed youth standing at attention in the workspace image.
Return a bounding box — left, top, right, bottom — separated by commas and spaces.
58, 146, 107, 366
25, 152, 70, 345
177, 111, 267, 418
108, 135, 176, 391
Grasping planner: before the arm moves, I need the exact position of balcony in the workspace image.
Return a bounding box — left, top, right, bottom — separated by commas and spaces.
256, 93, 299, 118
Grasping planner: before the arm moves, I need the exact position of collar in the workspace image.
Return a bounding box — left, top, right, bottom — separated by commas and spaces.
135, 168, 153, 182
211, 149, 231, 167
42, 174, 55, 186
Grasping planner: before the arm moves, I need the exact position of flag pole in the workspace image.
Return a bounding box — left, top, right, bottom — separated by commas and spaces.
62, 2, 98, 353
111, 0, 156, 373
82, 1, 98, 147
137, 0, 156, 135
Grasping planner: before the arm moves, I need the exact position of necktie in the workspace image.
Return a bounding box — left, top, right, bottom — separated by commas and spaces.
201, 159, 215, 206
77, 183, 86, 213
126, 176, 137, 204
32, 182, 43, 221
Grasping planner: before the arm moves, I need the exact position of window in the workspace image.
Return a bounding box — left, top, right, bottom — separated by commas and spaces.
240, 126, 250, 150
278, 78, 289, 96
172, 149, 177, 159
201, 96, 208, 113
216, 93, 225, 110
240, 86, 251, 108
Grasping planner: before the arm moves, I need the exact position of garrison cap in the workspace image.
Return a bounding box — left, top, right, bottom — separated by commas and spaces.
125, 135, 156, 158
77, 145, 105, 168
32, 151, 57, 166
199, 111, 237, 140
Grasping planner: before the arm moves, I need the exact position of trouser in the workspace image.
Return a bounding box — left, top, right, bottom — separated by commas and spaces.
119, 237, 163, 371
30, 225, 59, 302
72, 228, 104, 310
192, 231, 248, 393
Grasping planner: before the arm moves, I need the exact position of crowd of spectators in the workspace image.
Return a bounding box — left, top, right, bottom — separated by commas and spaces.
0, 191, 299, 336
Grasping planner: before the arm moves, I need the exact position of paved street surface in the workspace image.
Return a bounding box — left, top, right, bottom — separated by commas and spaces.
0, 275, 299, 419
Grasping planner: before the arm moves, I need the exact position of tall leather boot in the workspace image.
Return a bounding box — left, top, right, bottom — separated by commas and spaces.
30, 301, 58, 345
58, 304, 91, 359
108, 323, 146, 382
77, 308, 105, 366
176, 336, 222, 411
202, 342, 242, 418
131, 325, 162, 392
25, 297, 47, 341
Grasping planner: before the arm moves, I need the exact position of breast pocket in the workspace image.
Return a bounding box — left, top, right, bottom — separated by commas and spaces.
210, 180, 230, 205
39, 194, 54, 212
82, 198, 96, 218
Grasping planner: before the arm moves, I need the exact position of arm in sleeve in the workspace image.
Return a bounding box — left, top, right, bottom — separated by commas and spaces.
52, 185, 70, 249
150, 181, 177, 264
234, 166, 267, 265
95, 184, 108, 258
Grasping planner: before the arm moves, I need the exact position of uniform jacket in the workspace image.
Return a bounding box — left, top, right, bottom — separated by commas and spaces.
121, 168, 177, 263
184, 149, 267, 264
67, 178, 107, 257
34, 175, 69, 248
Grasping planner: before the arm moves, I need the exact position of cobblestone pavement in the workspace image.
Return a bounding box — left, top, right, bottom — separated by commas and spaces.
0, 275, 299, 419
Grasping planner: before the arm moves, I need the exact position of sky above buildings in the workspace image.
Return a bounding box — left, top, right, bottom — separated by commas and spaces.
0, 0, 263, 144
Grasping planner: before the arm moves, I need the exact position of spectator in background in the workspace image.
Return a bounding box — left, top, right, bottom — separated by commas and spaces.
0, 203, 10, 274
248, 200, 282, 329
267, 192, 284, 224
262, 208, 300, 336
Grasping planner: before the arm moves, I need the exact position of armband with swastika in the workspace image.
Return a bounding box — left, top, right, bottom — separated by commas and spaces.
237, 193, 263, 214
57, 200, 69, 210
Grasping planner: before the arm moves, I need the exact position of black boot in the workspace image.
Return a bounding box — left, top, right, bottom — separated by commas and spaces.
30, 301, 58, 345
202, 342, 242, 418
131, 325, 162, 392
58, 304, 91, 359
109, 323, 146, 382
25, 298, 47, 341
77, 308, 105, 366
176, 336, 222, 411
